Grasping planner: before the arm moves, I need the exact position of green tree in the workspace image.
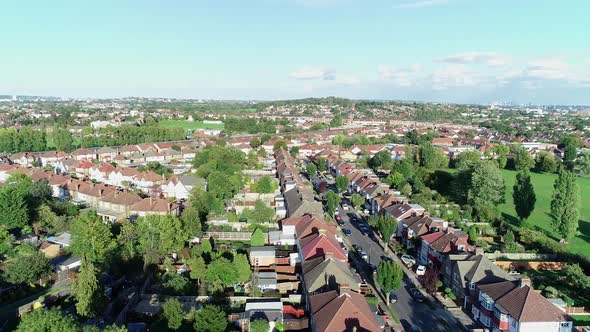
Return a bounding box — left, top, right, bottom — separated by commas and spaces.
234, 253, 251, 284
0, 225, 15, 257
250, 319, 270, 332
206, 256, 239, 286
326, 190, 339, 215
330, 115, 343, 127
273, 141, 288, 152
72, 260, 102, 317
251, 228, 266, 246
513, 171, 536, 222
350, 193, 365, 209
289, 146, 300, 157
70, 212, 117, 266
306, 163, 317, 176
256, 176, 274, 194
0, 186, 28, 230
117, 220, 138, 261
376, 261, 403, 301
250, 137, 261, 148
370, 215, 397, 242
193, 304, 227, 332
514, 146, 534, 171
577, 150, 590, 176
454, 160, 505, 222
550, 169, 580, 241
384, 171, 405, 188
162, 298, 185, 330
419, 143, 448, 169
4, 251, 51, 285
201, 237, 213, 253
535, 151, 558, 173
188, 255, 207, 284
494, 145, 509, 169
136, 215, 187, 267
316, 157, 327, 172
454, 150, 481, 169
242, 200, 275, 224
368, 150, 392, 170
562, 135, 581, 170
335, 175, 349, 193
400, 183, 412, 197
16, 308, 80, 332
562, 263, 590, 290
52, 128, 75, 152
162, 274, 190, 295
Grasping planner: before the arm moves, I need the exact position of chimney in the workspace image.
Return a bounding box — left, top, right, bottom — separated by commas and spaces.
519, 276, 531, 288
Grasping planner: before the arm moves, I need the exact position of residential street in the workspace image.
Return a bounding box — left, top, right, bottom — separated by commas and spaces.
337, 206, 463, 332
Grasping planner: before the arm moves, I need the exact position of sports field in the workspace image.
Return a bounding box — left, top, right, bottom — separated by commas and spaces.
159, 120, 224, 131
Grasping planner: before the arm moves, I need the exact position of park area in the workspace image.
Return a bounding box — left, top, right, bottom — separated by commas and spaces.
498, 169, 590, 258
159, 120, 224, 131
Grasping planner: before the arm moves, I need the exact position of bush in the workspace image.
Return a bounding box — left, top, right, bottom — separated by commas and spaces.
543, 286, 559, 299
444, 287, 457, 301
366, 296, 379, 305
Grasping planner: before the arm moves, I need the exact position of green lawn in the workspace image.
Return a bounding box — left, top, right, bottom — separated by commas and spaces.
498, 169, 590, 258
159, 120, 224, 131
571, 314, 590, 326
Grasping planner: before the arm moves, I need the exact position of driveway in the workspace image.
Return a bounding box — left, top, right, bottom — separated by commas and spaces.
338, 206, 462, 332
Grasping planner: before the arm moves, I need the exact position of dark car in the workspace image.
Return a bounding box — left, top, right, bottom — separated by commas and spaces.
342, 228, 352, 236
409, 288, 425, 302
352, 244, 361, 252
369, 264, 378, 273
337, 219, 345, 226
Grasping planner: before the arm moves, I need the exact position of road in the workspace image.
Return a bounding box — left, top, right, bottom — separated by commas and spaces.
338, 205, 462, 332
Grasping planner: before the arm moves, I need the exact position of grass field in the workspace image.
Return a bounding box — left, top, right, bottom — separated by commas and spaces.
159, 120, 224, 131
498, 169, 590, 258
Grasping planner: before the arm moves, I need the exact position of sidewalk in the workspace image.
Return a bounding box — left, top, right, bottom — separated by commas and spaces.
434, 292, 475, 329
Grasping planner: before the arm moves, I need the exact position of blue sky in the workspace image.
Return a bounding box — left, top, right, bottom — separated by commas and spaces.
1, 0, 589, 104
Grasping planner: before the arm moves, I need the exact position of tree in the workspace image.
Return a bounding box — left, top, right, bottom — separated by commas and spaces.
326, 190, 339, 215
117, 220, 138, 261
535, 151, 558, 173
52, 128, 75, 152
162, 274, 190, 295
400, 183, 412, 197
454, 150, 481, 169
419, 266, 440, 295
514, 147, 534, 171
419, 143, 448, 169
376, 261, 403, 301
193, 304, 227, 332
330, 115, 343, 127
201, 237, 213, 253
368, 150, 392, 170
206, 256, 239, 286
273, 141, 288, 152
162, 298, 185, 330
335, 175, 349, 193
0, 186, 28, 230
316, 157, 327, 172
250, 319, 270, 332
513, 170, 536, 222
136, 215, 187, 267
562, 135, 581, 170
384, 171, 405, 189
306, 163, 317, 176
494, 145, 509, 169
188, 255, 207, 284
4, 251, 51, 285
16, 308, 80, 332
0, 226, 14, 257
370, 215, 396, 242
550, 169, 580, 241
562, 263, 590, 290
455, 160, 505, 222
251, 228, 266, 246
350, 193, 365, 209
577, 150, 590, 176
250, 137, 261, 148
289, 146, 300, 157
256, 176, 274, 194
242, 200, 275, 224
70, 212, 117, 266
234, 253, 251, 284
72, 260, 102, 317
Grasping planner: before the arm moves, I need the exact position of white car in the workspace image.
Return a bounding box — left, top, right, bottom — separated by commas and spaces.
401, 254, 416, 266
416, 265, 426, 276
342, 203, 350, 210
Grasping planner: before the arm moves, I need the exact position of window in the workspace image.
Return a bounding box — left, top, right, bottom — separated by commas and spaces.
469, 282, 475, 290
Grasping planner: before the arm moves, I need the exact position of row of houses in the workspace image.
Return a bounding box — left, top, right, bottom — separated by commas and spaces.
323, 151, 573, 331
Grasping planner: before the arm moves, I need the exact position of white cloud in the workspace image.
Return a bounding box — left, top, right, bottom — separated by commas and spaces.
439, 52, 511, 67
523, 60, 569, 80
431, 64, 482, 90
378, 64, 423, 86
290, 66, 335, 80
332, 74, 360, 85
393, 0, 448, 9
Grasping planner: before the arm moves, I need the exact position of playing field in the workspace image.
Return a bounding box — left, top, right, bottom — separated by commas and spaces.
159, 120, 224, 131
498, 169, 590, 258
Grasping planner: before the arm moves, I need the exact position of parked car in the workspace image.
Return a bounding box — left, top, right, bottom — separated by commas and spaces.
352, 244, 361, 252
360, 251, 369, 261
369, 264, 378, 273
409, 288, 425, 302
389, 292, 398, 304
337, 219, 345, 227
342, 228, 352, 236
401, 254, 416, 266
416, 265, 426, 276
335, 215, 342, 221
342, 203, 350, 210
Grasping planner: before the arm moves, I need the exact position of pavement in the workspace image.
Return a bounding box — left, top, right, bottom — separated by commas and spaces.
337, 205, 466, 332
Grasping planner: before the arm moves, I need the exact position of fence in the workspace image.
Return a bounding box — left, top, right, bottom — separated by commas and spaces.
494, 261, 564, 271
567, 307, 590, 315
203, 231, 253, 241
485, 252, 557, 261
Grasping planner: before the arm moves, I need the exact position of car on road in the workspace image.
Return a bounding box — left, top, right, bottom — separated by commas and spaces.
342, 228, 352, 236
369, 264, 378, 273
416, 265, 426, 276
359, 251, 368, 261
352, 244, 361, 252
388, 292, 398, 304
342, 203, 350, 210
360, 228, 369, 236
409, 288, 425, 303
401, 254, 416, 266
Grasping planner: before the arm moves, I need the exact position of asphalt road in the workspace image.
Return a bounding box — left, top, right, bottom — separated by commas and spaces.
337, 205, 461, 332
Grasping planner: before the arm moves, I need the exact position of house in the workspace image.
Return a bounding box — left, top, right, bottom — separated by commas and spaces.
309, 289, 381, 332
71, 148, 97, 161
51, 254, 81, 271
302, 255, 360, 294
254, 271, 278, 291
97, 147, 118, 162
432, 137, 455, 147
39, 242, 61, 258
418, 230, 472, 266
97, 190, 143, 222
299, 230, 347, 262
249, 246, 276, 267
161, 175, 206, 200
239, 301, 283, 332
400, 215, 447, 248
46, 232, 72, 248
73, 160, 94, 177
283, 187, 323, 217
472, 280, 572, 332
130, 198, 180, 217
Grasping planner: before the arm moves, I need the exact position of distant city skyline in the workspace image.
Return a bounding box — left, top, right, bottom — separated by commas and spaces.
2, 0, 590, 104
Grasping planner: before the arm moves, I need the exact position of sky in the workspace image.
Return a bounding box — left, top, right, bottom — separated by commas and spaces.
1, 0, 590, 104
